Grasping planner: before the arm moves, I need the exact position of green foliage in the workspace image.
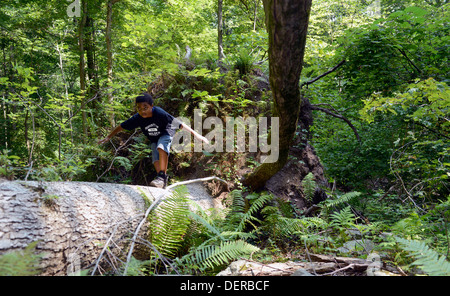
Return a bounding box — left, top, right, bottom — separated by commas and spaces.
396, 237, 450, 276
144, 187, 265, 273
361, 78, 449, 201
179, 240, 260, 271
172, 189, 267, 273
329, 206, 356, 230
301, 173, 317, 202
0, 242, 42, 276
305, 2, 449, 198
1, 0, 448, 276
225, 190, 273, 232
0, 149, 23, 179
233, 50, 254, 77
361, 78, 449, 127
148, 186, 191, 259
321, 191, 361, 211
258, 189, 367, 255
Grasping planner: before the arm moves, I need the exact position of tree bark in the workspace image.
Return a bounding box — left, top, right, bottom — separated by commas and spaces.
0, 180, 168, 275
78, 0, 88, 138
85, 16, 99, 101
106, 0, 120, 127
218, 0, 225, 61
243, 0, 312, 190
0, 180, 220, 275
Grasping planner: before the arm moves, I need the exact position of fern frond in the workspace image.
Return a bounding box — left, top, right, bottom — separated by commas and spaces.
225, 191, 273, 232
0, 242, 42, 276
396, 237, 450, 276
229, 190, 246, 213
301, 173, 317, 201
148, 186, 191, 258
188, 211, 223, 239
322, 191, 361, 209
236, 192, 272, 232
182, 240, 260, 270
299, 217, 328, 229
330, 206, 356, 228
247, 192, 273, 216
220, 231, 256, 240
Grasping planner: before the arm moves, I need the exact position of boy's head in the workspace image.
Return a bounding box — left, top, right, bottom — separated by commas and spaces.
136, 93, 154, 105
136, 93, 153, 118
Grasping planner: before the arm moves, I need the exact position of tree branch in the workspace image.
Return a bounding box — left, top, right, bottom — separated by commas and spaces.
166, 176, 228, 190
310, 105, 361, 142
123, 189, 166, 275
396, 47, 422, 74
301, 60, 346, 88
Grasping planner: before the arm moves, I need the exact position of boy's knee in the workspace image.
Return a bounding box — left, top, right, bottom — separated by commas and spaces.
158, 148, 168, 155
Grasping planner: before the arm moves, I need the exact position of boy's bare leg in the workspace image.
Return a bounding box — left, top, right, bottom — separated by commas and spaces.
150, 150, 169, 188
157, 148, 169, 174
153, 160, 160, 174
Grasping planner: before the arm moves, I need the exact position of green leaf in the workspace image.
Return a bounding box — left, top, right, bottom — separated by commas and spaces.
396, 237, 450, 276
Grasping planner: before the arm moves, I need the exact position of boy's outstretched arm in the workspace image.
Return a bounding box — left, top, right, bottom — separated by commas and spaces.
180, 123, 209, 144
98, 125, 124, 144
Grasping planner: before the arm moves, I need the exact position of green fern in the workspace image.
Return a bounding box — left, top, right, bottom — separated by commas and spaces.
226, 190, 273, 232
322, 191, 361, 209
0, 241, 42, 276
396, 237, 450, 276
299, 216, 328, 230
148, 186, 191, 258
330, 206, 356, 229
237, 192, 273, 232
301, 173, 317, 202
180, 240, 260, 270
261, 205, 327, 239
229, 190, 247, 213
175, 191, 262, 272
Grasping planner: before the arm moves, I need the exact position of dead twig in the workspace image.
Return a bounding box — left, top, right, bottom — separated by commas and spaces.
122, 189, 165, 275
301, 60, 346, 88
322, 264, 356, 276
310, 105, 361, 143
90, 212, 145, 275
166, 176, 228, 190
96, 130, 137, 182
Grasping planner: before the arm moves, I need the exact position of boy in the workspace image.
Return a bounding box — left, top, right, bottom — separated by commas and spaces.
98, 93, 208, 188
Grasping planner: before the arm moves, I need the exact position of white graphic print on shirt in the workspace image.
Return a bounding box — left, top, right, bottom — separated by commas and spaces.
145, 123, 160, 137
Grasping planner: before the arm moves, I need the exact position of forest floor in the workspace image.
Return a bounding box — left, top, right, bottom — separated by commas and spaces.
181, 182, 403, 277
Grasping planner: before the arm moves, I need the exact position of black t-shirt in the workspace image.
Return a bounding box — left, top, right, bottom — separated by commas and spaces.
120, 106, 181, 143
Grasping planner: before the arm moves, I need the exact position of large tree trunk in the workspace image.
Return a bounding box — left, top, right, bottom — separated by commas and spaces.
243, 0, 312, 190
218, 0, 224, 61
78, 0, 88, 138
106, 0, 120, 127
0, 180, 169, 275
85, 16, 99, 102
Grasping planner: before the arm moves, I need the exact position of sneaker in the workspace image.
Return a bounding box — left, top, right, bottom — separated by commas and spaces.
150, 171, 167, 189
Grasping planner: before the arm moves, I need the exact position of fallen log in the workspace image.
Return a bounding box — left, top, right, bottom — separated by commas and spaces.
0, 180, 170, 275
309, 253, 369, 265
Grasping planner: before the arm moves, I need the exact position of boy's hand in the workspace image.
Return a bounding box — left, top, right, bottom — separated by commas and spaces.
98, 137, 110, 145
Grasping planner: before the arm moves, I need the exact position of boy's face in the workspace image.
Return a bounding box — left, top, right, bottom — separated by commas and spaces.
137, 102, 153, 118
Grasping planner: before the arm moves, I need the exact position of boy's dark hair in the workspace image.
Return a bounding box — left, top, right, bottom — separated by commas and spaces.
135, 93, 154, 105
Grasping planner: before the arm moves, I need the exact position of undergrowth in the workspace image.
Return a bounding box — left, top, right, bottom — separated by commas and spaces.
1, 186, 448, 276
123, 186, 450, 276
